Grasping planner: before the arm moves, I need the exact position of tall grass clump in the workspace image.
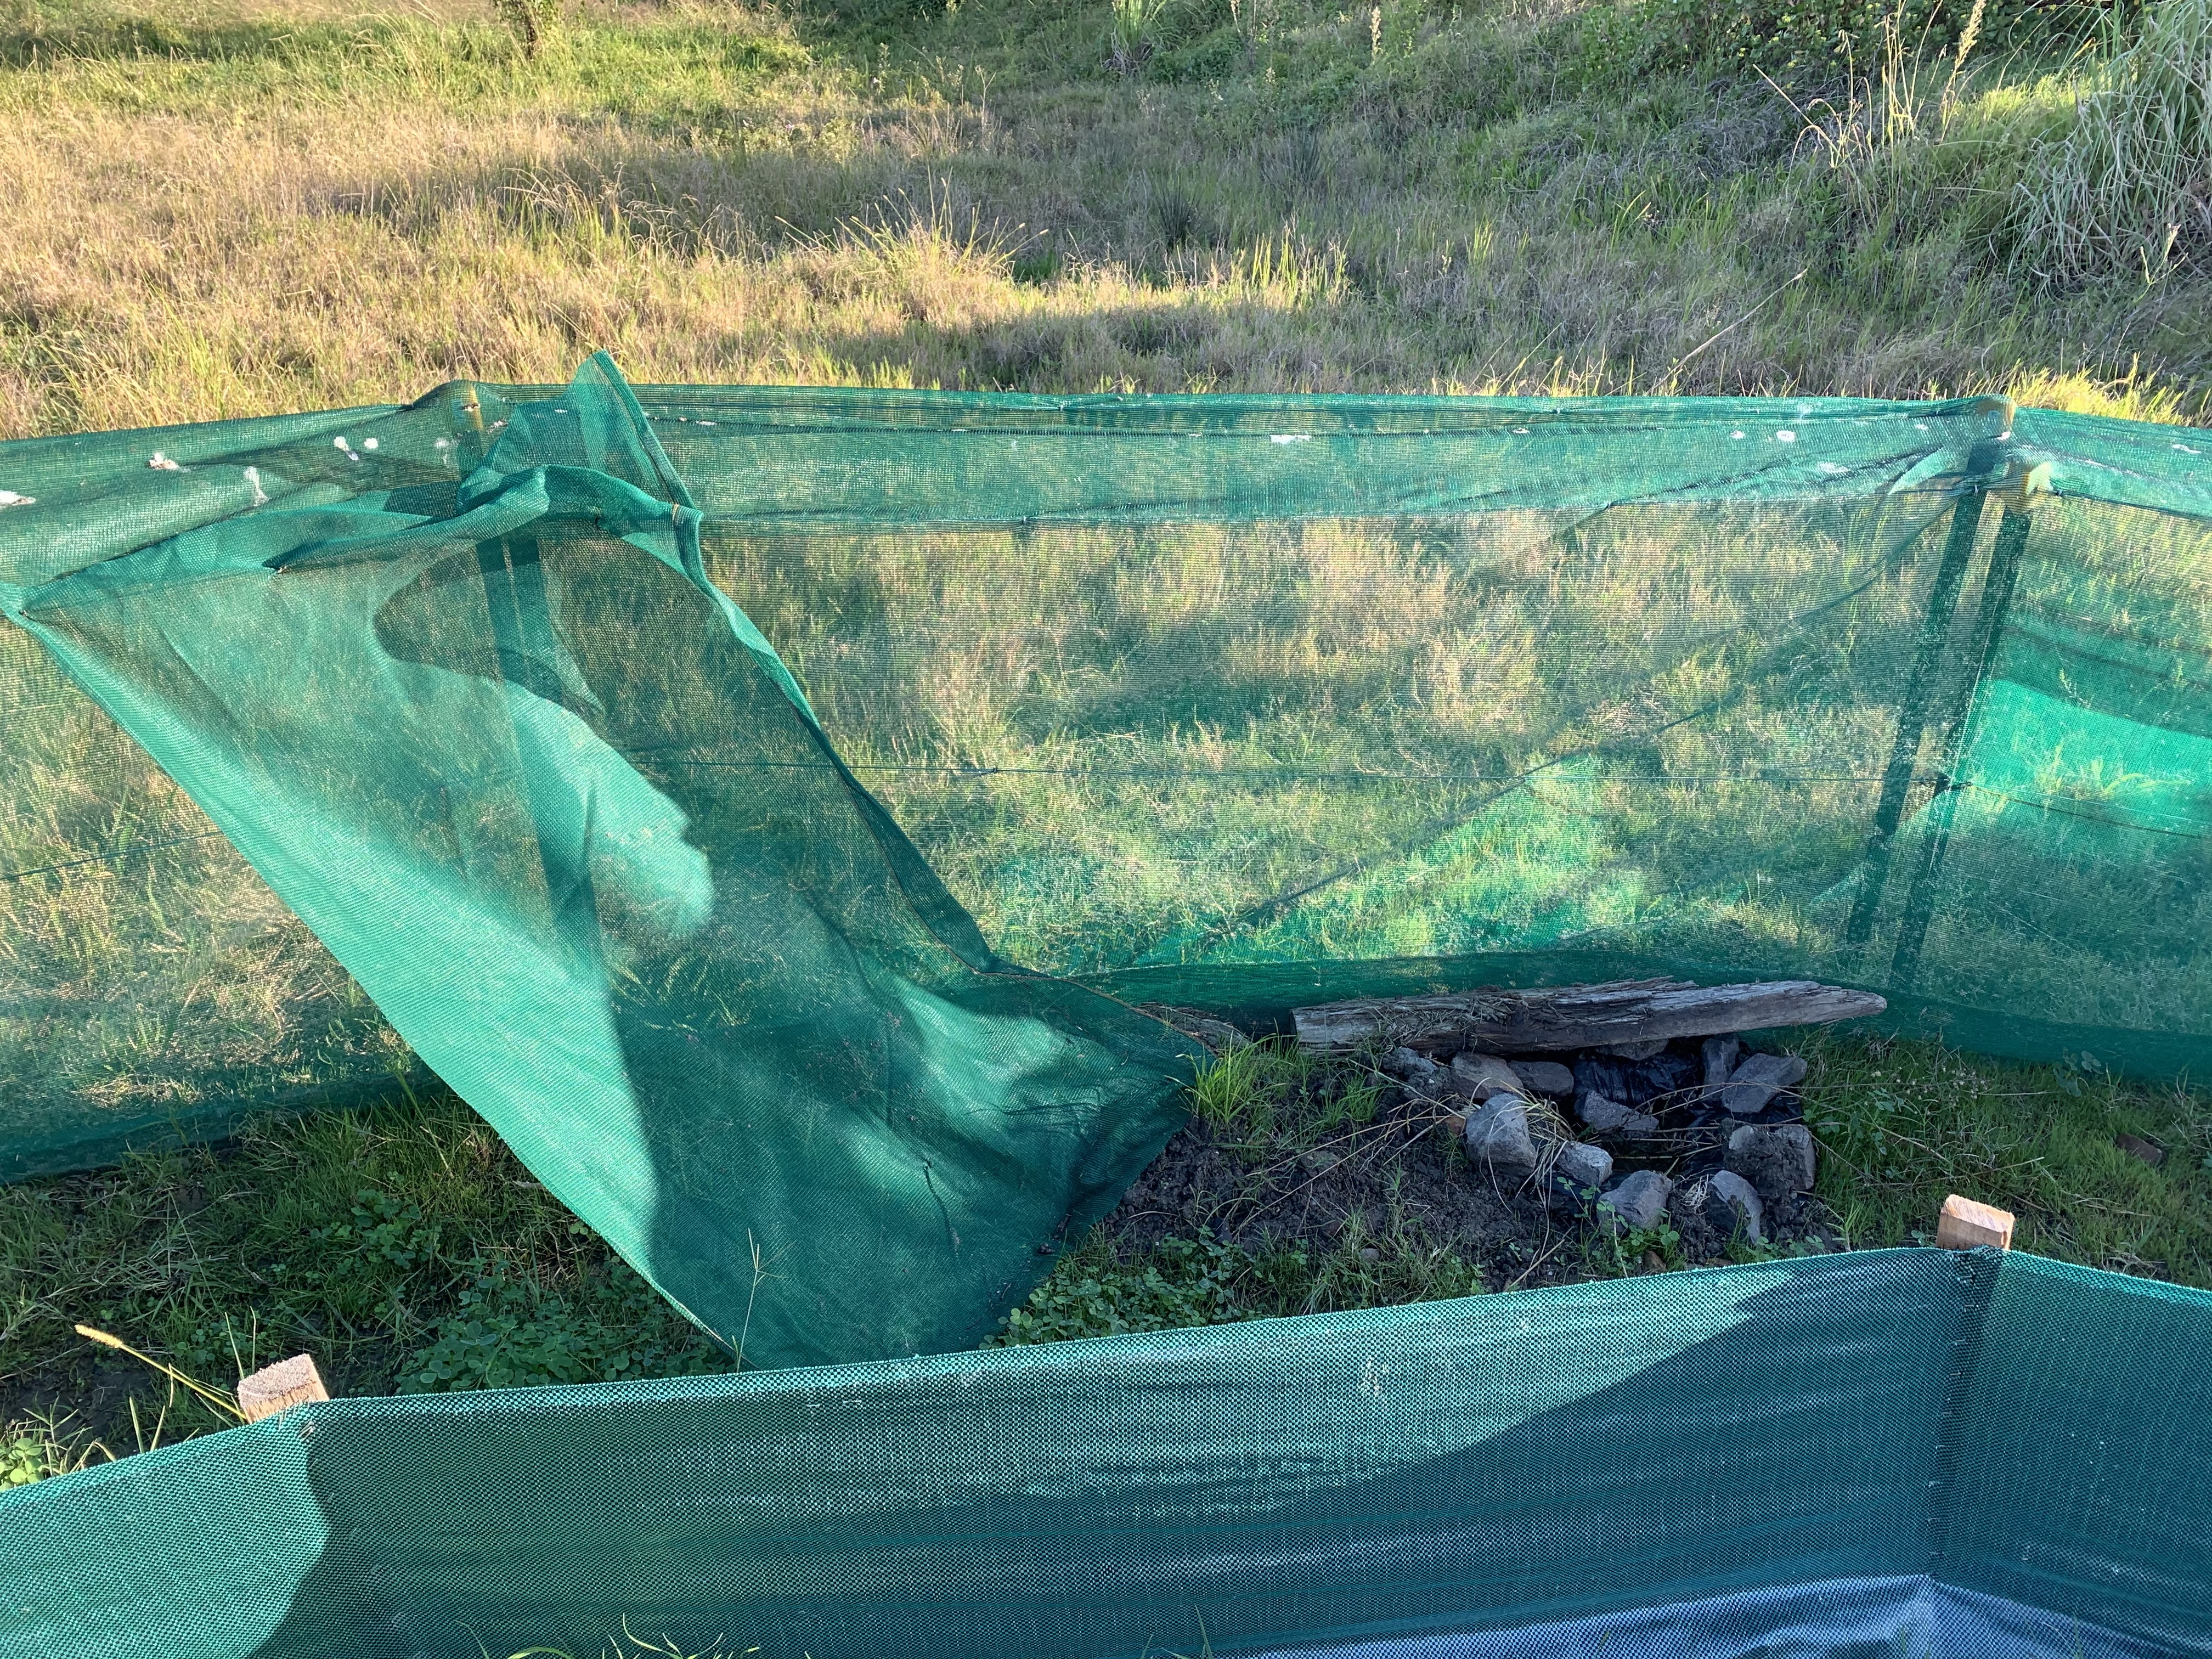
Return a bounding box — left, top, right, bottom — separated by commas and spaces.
1590, 0, 2078, 79
1788, 7, 1978, 225
1187, 1039, 1307, 1136
1107, 0, 1163, 74
494, 0, 562, 61
2015, 0, 2212, 283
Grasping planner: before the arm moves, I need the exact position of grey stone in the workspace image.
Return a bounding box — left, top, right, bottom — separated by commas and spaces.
1449, 1052, 1525, 1102
1673, 1172, 1767, 1244
1720, 1051, 1809, 1116
1511, 1059, 1576, 1097
1382, 1046, 1448, 1093
1701, 1035, 1741, 1101
1597, 1169, 1672, 1234
1599, 1039, 1669, 1061
1552, 1141, 1613, 1190
1577, 1092, 1661, 1137
1708, 1170, 1766, 1243
1464, 1094, 1538, 1177
1577, 1091, 1631, 1132
1725, 1122, 1818, 1204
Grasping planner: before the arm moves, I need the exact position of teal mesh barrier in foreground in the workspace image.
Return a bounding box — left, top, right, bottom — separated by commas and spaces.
2, 1249, 2207, 1658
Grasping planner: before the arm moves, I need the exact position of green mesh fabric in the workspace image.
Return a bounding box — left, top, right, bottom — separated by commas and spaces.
2, 1249, 2209, 1657
4, 356, 2212, 1364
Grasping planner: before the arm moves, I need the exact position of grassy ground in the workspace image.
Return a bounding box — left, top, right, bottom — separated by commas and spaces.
7, 1026, 2209, 1479
0, 0, 2208, 433
2, 1082, 723, 1477
6, 0, 2212, 1481
986, 1029, 2212, 1346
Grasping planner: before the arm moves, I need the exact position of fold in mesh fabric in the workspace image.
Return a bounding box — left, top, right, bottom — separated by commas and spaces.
3, 357, 2210, 1362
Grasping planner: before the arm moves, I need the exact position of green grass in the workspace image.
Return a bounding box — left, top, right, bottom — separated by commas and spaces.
1802, 1030, 2212, 1274
2012, 0, 2212, 284
994, 1218, 1500, 1345
1186, 1037, 1382, 1142
6, 0, 2212, 1481
995, 1195, 1505, 1346
5, 1020, 2209, 1474
0, 1084, 728, 1460
0, 0, 2207, 431
994, 1029, 2212, 1344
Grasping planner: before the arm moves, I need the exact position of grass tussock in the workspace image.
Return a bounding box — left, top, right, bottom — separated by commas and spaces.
2014, 0, 2212, 285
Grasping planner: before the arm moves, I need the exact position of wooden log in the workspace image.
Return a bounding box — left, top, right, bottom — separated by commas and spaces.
1292, 978, 1886, 1055
1934, 1194, 2014, 1251
236, 1354, 329, 1423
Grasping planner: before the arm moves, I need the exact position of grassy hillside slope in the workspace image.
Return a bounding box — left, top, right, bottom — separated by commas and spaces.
0, 0, 2207, 433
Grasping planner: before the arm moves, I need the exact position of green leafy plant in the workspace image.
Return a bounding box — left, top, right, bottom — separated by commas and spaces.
1249, 1224, 1488, 1315
1592, 1219, 1685, 1278
992, 1233, 1246, 1343
397, 1265, 723, 1392
317, 1188, 444, 1272
1, 1413, 107, 1488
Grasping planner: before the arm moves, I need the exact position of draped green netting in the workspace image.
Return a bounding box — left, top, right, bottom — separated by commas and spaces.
3, 1248, 2211, 1658
4, 356, 2212, 1369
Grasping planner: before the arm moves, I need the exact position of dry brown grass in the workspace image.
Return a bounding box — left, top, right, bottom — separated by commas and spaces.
0, 0, 2207, 438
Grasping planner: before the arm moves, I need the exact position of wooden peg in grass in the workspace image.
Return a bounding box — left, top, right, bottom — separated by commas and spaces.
236, 1355, 329, 1423
1935, 1194, 2014, 1252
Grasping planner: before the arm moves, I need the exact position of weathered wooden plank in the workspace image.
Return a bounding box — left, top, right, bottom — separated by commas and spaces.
1292, 978, 1886, 1054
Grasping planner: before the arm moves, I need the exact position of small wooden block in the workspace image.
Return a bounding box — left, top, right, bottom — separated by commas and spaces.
1935, 1194, 2014, 1252
236, 1354, 329, 1422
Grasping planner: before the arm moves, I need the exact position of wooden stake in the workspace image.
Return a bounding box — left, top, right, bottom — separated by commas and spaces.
236, 1355, 329, 1423
1934, 1194, 2014, 1252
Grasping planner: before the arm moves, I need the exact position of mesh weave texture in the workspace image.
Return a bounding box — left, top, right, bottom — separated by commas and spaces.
4, 357, 2212, 1364
2, 1249, 2208, 1657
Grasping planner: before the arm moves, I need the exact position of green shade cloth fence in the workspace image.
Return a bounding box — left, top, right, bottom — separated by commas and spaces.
5, 358, 2212, 1367
2, 1248, 2209, 1657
